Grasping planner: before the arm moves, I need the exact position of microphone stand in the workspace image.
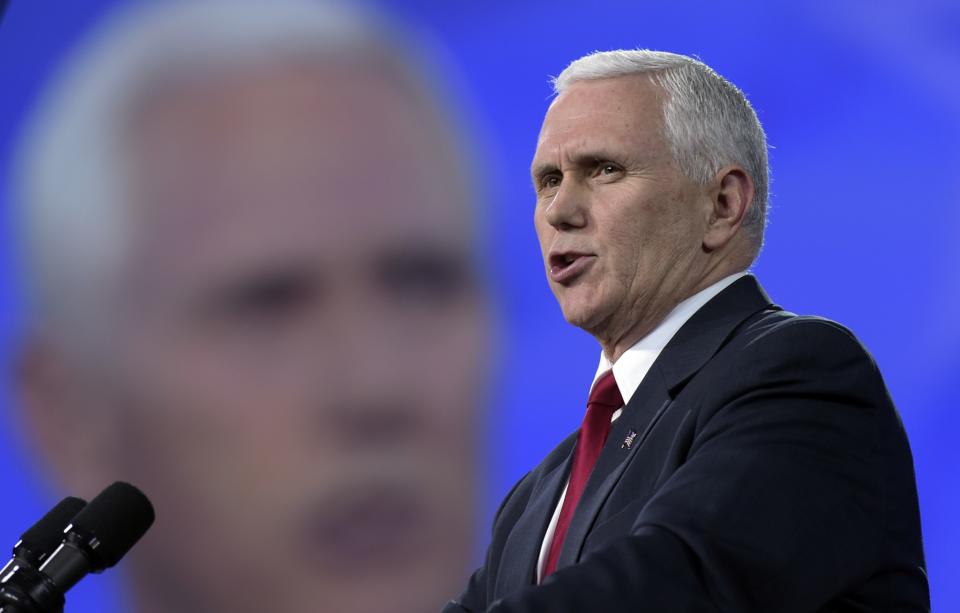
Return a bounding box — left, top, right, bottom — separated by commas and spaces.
0, 563, 64, 613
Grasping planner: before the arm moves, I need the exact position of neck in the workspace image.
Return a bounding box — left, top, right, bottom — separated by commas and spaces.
599, 304, 672, 364
598, 260, 745, 363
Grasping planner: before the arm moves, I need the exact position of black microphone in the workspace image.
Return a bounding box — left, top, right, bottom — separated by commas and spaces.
0, 497, 87, 576
0, 482, 155, 613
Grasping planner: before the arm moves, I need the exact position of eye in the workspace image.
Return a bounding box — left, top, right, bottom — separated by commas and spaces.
595, 161, 623, 178
377, 246, 475, 310
203, 269, 319, 329
539, 174, 561, 191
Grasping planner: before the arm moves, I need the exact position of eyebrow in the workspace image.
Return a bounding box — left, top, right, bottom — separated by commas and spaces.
530, 161, 559, 183
531, 147, 632, 182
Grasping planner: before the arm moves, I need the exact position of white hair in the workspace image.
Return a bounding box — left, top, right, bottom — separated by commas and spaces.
10, 0, 452, 343
553, 49, 769, 252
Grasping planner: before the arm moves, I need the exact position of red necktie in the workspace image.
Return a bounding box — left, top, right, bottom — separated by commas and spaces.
541, 369, 624, 579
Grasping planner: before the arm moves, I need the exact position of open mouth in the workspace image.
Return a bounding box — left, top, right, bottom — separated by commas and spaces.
548, 252, 594, 283
550, 252, 578, 271
298, 485, 430, 575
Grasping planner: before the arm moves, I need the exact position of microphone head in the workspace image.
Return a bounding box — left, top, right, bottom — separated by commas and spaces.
17, 497, 87, 564
69, 482, 155, 570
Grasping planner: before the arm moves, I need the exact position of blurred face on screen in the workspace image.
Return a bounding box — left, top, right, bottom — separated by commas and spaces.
23, 58, 486, 613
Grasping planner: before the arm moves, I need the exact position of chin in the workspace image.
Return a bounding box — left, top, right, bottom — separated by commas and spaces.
559, 286, 620, 335
558, 299, 601, 331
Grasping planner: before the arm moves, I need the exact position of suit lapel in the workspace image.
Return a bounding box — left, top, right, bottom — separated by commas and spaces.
556, 369, 673, 568
494, 432, 577, 596
556, 275, 777, 568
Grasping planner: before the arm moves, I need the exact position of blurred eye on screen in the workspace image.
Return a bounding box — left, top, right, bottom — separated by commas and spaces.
201, 268, 321, 331
375, 246, 475, 310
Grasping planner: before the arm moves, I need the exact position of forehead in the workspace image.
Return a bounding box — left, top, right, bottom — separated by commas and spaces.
534, 74, 669, 165
119, 58, 470, 286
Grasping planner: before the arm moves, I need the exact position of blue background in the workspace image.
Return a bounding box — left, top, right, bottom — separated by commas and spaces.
0, 1, 957, 611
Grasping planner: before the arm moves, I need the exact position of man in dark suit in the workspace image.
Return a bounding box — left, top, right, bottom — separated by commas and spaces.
444, 50, 928, 612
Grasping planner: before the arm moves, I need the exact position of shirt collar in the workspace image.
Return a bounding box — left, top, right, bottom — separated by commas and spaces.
593, 271, 748, 405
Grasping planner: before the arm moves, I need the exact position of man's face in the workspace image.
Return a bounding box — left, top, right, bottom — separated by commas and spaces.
63, 60, 486, 613
531, 76, 710, 348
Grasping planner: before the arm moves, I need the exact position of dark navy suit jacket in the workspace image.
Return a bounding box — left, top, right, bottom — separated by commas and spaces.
444, 275, 928, 613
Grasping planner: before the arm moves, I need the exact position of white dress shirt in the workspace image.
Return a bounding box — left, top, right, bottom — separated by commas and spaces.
535, 271, 747, 582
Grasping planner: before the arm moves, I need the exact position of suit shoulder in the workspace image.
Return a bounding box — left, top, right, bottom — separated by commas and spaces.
739, 310, 877, 366
707, 310, 891, 413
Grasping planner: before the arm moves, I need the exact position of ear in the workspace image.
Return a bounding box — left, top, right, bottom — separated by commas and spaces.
15, 338, 119, 498
702, 165, 754, 252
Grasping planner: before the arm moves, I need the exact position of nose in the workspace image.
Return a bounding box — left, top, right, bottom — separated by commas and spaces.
318, 353, 427, 452
544, 178, 588, 231
319, 300, 434, 451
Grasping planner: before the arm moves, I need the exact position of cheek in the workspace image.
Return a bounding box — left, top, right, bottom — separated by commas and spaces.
602, 194, 695, 270
106, 330, 318, 494
105, 361, 323, 567
107, 368, 302, 500
596, 215, 653, 283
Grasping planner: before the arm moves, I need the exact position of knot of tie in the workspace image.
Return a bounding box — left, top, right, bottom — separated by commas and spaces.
588, 369, 624, 411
